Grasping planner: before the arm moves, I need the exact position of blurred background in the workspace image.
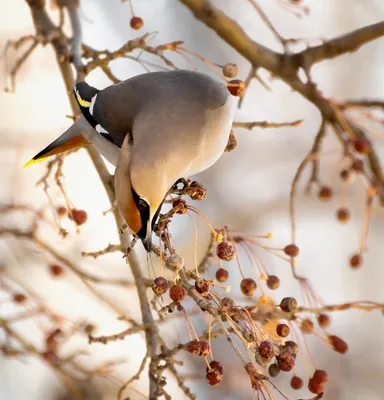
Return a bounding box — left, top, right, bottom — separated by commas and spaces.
1, 0, 384, 399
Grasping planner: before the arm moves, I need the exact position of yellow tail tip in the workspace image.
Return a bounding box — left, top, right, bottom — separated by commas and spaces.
23, 157, 48, 168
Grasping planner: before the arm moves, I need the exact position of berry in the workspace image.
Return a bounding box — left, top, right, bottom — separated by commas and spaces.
224, 131, 237, 152
340, 169, 352, 182
280, 340, 299, 356
216, 241, 235, 261
172, 199, 187, 214
318, 186, 333, 201
308, 377, 324, 394
206, 360, 224, 375
280, 297, 297, 312
337, 207, 350, 223
187, 181, 206, 200
56, 206, 67, 217
351, 159, 364, 172
291, 376, 304, 390
49, 264, 64, 277
268, 363, 280, 377
301, 318, 314, 333
221, 297, 235, 310
206, 369, 222, 387
169, 286, 186, 302
216, 268, 229, 283
227, 79, 245, 96
276, 323, 290, 338
353, 138, 370, 154
329, 335, 348, 354
71, 209, 88, 225
276, 352, 295, 372
318, 313, 331, 328
313, 370, 328, 384
186, 340, 210, 356
222, 63, 239, 78
130, 16, 144, 30
349, 253, 362, 269
12, 293, 27, 304
152, 277, 168, 295
266, 275, 280, 290
258, 341, 274, 360
284, 244, 299, 257
240, 278, 257, 296
165, 254, 184, 273
195, 279, 210, 296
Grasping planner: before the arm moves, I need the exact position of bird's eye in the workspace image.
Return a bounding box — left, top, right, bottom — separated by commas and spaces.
138, 199, 148, 212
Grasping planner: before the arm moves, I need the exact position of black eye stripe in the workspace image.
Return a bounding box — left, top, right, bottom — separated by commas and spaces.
131, 187, 150, 240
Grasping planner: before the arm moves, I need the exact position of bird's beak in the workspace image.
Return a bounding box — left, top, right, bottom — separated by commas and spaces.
141, 218, 152, 252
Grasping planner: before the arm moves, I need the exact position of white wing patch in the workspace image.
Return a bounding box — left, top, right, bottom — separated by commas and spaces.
96, 124, 109, 135
89, 94, 98, 115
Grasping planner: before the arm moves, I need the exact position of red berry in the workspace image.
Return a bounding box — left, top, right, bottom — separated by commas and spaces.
186, 340, 210, 356
56, 206, 67, 217
130, 16, 144, 30
224, 131, 237, 152
337, 207, 351, 223
240, 278, 257, 296
152, 277, 168, 295
349, 253, 362, 269
318, 186, 333, 201
206, 369, 222, 387
206, 360, 224, 375
216, 268, 229, 283
308, 377, 324, 394
258, 341, 274, 360
276, 323, 290, 338
266, 275, 280, 290
280, 297, 297, 312
71, 209, 88, 225
353, 138, 370, 154
291, 376, 304, 390
222, 63, 239, 78
169, 286, 186, 302
276, 352, 295, 372
49, 264, 64, 277
216, 241, 235, 261
313, 370, 328, 384
172, 199, 187, 214
318, 313, 331, 328
284, 244, 299, 257
280, 340, 299, 356
195, 279, 210, 296
329, 335, 348, 354
12, 293, 27, 304
227, 79, 245, 96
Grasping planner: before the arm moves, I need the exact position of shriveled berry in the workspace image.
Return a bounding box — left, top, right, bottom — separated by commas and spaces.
280, 297, 297, 312
216, 268, 229, 282
169, 286, 186, 302
340, 169, 352, 182
225, 131, 237, 152
276, 323, 290, 338
318, 186, 333, 201
186, 340, 210, 356
12, 293, 27, 304
172, 199, 187, 214
291, 376, 304, 390
152, 277, 168, 295
227, 79, 245, 96
216, 241, 235, 261
195, 279, 210, 296
308, 377, 324, 394
318, 313, 331, 328
313, 369, 328, 384
329, 335, 348, 354
130, 16, 144, 30
222, 63, 239, 78
49, 264, 64, 277
166, 254, 184, 273
206, 360, 224, 375
284, 244, 299, 257
276, 352, 295, 372
221, 297, 235, 310
353, 138, 370, 154
258, 340, 274, 360
349, 253, 362, 269
337, 207, 350, 223
280, 340, 299, 356
240, 278, 257, 296
71, 209, 88, 225
56, 206, 67, 217
266, 275, 280, 290
268, 363, 280, 377
301, 318, 314, 333
206, 369, 222, 387
187, 181, 206, 200
351, 159, 364, 172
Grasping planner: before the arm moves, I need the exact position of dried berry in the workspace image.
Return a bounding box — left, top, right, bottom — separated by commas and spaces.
276, 323, 290, 338
280, 297, 297, 312
195, 279, 210, 296
313, 369, 328, 384
301, 318, 314, 333
308, 377, 324, 394
169, 286, 186, 303
268, 363, 280, 377
206, 369, 222, 387
318, 313, 331, 328
349, 253, 362, 269
266, 275, 280, 290
240, 278, 257, 296
291, 376, 304, 390
130, 16, 144, 30
284, 244, 299, 257
351, 159, 364, 172
71, 209, 88, 225
172, 199, 187, 214
206, 360, 224, 375
12, 293, 27, 304
216, 268, 229, 283
56, 206, 67, 217
216, 241, 235, 261
227, 79, 245, 96
318, 186, 333, 201
222, 63, 239, 78
353, 138, 370, 154
276, 352, 295, 372
329, 335, 348, 354
340, 169, 352, 182
258, 340, 274, 360
280, 340, 299, 356
186, 340, 210, 356
187, 181, 206, 200
221, 297, 235, 310
165, 254, 184, 273
152, 277, 168, 295
49, 264, 64, 277
224, 130, 237, 152
337, 207, 351, 223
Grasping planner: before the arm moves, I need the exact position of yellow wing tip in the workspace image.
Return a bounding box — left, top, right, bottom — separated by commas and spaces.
23, 157, 48, 168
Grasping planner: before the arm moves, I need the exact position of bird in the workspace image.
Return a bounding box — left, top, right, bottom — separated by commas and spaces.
25, 70, 235, 251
